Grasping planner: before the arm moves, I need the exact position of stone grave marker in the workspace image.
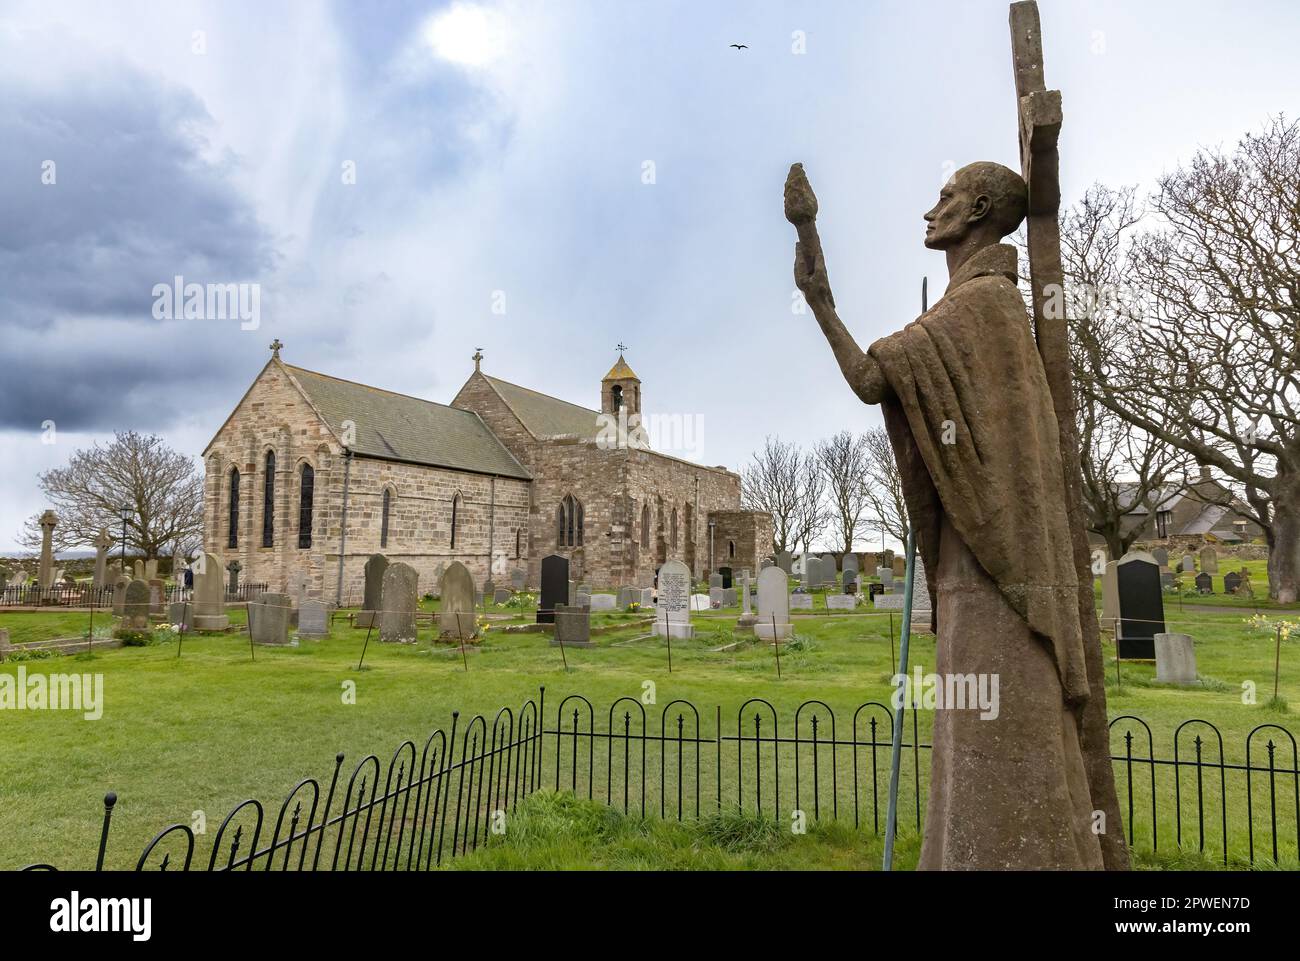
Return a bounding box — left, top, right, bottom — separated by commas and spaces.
148, 578, 166, 614
1199, 547, 1218, 574
538, 555, 569, 625
552, 605, 593, 647
437, 561, 476, 640
494, 588, 512, 605
355, 553, 389, 628
755, 567, 792, 640
1116, 551, 1164, 659
1194, 572, 1213, 594
112, 575, 129, 615
652, 559, 693, 639
1154, 632, 1197, 686
1151, 547, 1169, 568
789, 592, 813, 610
589, 593, 617, 611
826, 594, 856, 610
193, 552, 229, 630
249, 592, 292, 645
1180, 553, 1195, 573
92, 529, 111, 589
298, 599, 329, 639
380, 562, 419, 643
123, 580, 151, 629
1223, 571, 1241, 594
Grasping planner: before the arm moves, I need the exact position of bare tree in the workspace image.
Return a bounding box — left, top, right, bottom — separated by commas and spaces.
1073, 117, 1300, 600
861, 426, 908, 547
791, 449, 830, 554
741, 436, 802, 554
1058, 185, 1185, 559
815, 430, 873, 553
17, 431, 204, 560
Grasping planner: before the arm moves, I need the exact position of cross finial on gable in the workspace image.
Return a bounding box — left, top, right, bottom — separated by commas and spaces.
473, 348, 484, 371
269, 338, 284, 358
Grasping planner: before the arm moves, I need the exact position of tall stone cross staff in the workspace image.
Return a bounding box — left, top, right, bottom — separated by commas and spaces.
1009, 0, 1127, 871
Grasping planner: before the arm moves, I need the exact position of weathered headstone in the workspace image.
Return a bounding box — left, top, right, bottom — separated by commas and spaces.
1100, 561, 1120, 629
298, 598, 330, 639
1116, 551, 1164, 659
144, 559, 158, 581
147, 578, 166, 615
1223, 570, 1242, 595
38, 510, 57, 592
777, 550, 793, 575
589, 593, 617, 611
168, 601, 190, 629
756, 567, 792, 640
493, 588, 512, 605
1194, 572, 1213, 595
249, 592, 292, 645
511, 568, 526, 590
380, 562, 419, 643
911, 558, 932, 613
1154, 632, 1197, 686
617, 586, 637, 608
721, 587, 737, 607
1151, 547, 1169, 568
112, 575, 129, 615
789, 592, 813, 610
891, 556, 905, 577
842, 553, 859, 580
1180, 553, 1195, 573
1199, 547, 1218, 574
878, 567, 895, 593
191, 552, 228, 630
132, 559, 144, 581
437, 561, 475, 640
690, 593, 711, 611
287, 570, 309, 606
92, 529, 112, 589
123, 579, 151, 630
552, 605, 593, 647
355, 554, 389, 628
652, 559, 693, 639
826, 594, 856, 610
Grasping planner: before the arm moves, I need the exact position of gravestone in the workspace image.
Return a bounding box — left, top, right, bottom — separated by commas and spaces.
493, 588, 512, 605
756, 567, 793, 641
690, 594, 711, 611
133, 560, 145, 581
1223, 571, 1242, 595
589, 593, 617, 611
112, 575, 129, 615
38, 510, 57, 591
1151, 547, 1169, 568
878, 567, 895, 593
123, 579, 151, 629
1116, 551, 1164, 659
777, 551, 793, 575
249, 593, 292, 645
226, 560, 241, 596
639, 587, 654, 607
804, 557, 821, 589
719, 567, 733, 589
736, 570, 757, 633
552, 605, 593, 647
867, 582, 884, 600
1236, 568, 1253, 596
193, 552, 229, 630
148, 578, 166, 615
1194, 572, 1213, 595
1154, 633, 1197, 686
881, 549, 895, 569
789, 592, 813, 610
843, 576, 857, 594
821, 553, 837, 572
168, 601, 190, 629
709, 573, 722, 591
843, 553, 859, 580
709, 586, 723, 607
437, 561, 476, 640
511, 568, 526, 590
1199, 547, 1218, 574
891, 556, 905, 577
92, 529, 112, 589
144, 559, 158, 581
617, 586, 637, 608
287, 570, 309, 607
380, 562, 419, 643
576, 591, 592, 609
911, 559, 933, 613
721, 588, 737, 607
298, 599, 329, 639
826, 594, 856, 610
1180, 553, 1195, 573
538, 555, 569, 625
1100, 561, 1120, 629
1160, 570, 1175, 591
355, 554, 389, 628
652, 559, 693, 639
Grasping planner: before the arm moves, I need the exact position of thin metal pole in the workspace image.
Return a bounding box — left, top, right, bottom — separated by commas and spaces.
883, 524, 918, 871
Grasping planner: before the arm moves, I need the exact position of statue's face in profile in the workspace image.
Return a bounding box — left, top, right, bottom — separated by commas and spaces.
924, 175, 984, 250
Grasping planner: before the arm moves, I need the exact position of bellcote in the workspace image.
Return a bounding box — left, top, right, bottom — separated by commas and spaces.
601, 355, 641, 417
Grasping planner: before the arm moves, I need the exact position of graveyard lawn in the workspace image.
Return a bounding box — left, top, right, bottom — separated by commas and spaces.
1, 602, 1298, 871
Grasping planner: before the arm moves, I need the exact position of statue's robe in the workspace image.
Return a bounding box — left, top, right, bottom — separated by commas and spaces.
869, 243, 1104, 870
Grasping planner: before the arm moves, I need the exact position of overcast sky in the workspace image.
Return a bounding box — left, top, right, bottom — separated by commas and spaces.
2, 0, 1298, 553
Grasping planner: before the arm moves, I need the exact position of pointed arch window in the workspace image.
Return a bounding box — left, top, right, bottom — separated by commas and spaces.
297, 464, 314, 549
515, 528, 522, 558
380, 489, 391, 549
558, 494, 584, 547
611, 385, 623, 411
641, 503, 651, 549
227, 469, 240, 549
670, 507, 678, 551
728, 540, 736, 559
450, 493, 462, 549
262, 451, 276, 548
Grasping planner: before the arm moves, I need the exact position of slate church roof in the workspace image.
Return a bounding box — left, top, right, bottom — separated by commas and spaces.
285, 365, 532, 480
482, 374, 602, 440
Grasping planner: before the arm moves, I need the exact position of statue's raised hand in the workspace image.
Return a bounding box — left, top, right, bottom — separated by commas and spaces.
785, 163, 833, 308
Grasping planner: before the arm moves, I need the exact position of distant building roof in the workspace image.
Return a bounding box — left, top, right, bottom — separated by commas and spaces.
285, 365, 531, 480
483, 374, 602, 440
1179, 503, 1229, 536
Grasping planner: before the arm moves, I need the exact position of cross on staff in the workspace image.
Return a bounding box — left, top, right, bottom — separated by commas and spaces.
1009, 0, 1128, 870
615, 342, 628, 354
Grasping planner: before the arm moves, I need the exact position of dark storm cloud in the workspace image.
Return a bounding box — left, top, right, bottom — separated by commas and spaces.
0, 59, 276, 429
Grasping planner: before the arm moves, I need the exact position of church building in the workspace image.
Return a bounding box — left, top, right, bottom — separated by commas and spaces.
201, 343, 772, 604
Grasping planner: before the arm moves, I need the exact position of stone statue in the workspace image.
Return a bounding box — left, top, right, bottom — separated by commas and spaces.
786, 161, 1103, 869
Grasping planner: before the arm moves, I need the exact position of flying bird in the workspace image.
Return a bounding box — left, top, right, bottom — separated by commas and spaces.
729, 43, 748, 50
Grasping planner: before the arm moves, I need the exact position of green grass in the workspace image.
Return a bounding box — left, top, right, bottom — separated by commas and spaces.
2, 598, 1298, 870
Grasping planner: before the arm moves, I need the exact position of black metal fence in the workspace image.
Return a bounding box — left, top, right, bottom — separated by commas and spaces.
19, 690, 1299, 870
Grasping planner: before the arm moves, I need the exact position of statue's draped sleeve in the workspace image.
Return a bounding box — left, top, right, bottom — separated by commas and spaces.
867, 253, 1090, 703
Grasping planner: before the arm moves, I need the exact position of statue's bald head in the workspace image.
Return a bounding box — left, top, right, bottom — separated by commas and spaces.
924, 162, 1028, 252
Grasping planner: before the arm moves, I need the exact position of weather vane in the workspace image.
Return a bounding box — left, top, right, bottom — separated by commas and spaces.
616, 342, 628, 354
